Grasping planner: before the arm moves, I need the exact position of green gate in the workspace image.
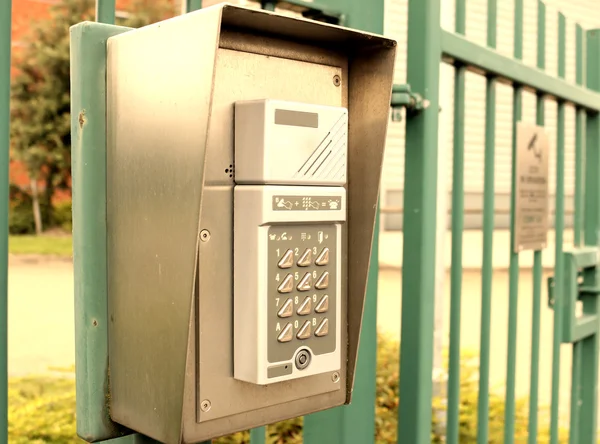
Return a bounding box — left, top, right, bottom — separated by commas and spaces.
401, 0, 600, 443
2, 0, 600, 443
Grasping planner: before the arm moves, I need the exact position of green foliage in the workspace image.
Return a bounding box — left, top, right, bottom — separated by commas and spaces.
53, 200, 72, 232
9, 185, 35, 234
9, 0, 175, 229
8, 376, 76, 444
10, 0, 93, 224
8, 335, 572, 443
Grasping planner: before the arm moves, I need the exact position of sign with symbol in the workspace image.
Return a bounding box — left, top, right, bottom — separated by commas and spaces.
514, 122, 549, 252
272, 195, 342, 211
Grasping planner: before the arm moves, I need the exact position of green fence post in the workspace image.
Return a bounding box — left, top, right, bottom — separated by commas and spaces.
71, 20, 139, 442
398, 0, 440, 443
0, 0, 11, 442
96, 0, 116, 24
185, 0, 202, 13
579, 28, 600, 444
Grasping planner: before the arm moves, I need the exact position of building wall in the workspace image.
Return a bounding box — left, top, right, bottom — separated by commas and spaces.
382, 0, 600, 230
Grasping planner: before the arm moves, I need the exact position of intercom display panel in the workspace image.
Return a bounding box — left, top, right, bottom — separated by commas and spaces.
234, 99, 348, 186
267, 224, 337, 370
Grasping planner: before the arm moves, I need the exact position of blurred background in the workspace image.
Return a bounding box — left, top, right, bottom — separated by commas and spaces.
6, 0, 600, 442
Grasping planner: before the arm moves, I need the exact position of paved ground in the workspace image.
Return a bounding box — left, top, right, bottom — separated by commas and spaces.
8, 258, 575, 422
8, 258, 74, 375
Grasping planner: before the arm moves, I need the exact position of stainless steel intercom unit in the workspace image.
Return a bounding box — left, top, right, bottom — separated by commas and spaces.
103, 4, 396, 443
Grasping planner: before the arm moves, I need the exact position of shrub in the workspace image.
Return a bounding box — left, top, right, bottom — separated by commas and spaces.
8, 335, 570, 443
9, 184, 35, 235
53, 200, 72, 233
8, 376, 76, 444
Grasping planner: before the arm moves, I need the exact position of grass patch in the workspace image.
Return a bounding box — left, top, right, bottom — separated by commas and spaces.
8, 337, 572, 443
9, 234, 72, 257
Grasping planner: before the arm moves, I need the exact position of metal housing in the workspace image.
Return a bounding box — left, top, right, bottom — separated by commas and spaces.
105, 4, 395, 443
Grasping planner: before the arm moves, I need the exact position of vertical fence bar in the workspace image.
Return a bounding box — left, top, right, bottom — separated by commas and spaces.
0, 0, 11, 441
476, 2, 496, 442
569, 343, 582, 444
96, 0, 116, 24
528, 4, 545, 444
574, 24, 584, 247
580, 27, 600, 444
504, 1, 523, 442
186, 0, 203, 12
568, 21, 585, 444
549, 13, 566, 444
446, 0, 466, 442
505, 86, 522, 444
398, 0, 441, 442
249, 428, 265, 444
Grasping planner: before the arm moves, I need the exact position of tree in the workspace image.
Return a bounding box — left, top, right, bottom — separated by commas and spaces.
10, 0, 175, 234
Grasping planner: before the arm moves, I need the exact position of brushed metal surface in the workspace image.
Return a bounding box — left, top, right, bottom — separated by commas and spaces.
195, 48, 344, 424
106, 6, 222, 443
345, 44, 396, 398
104, 4, 395, 442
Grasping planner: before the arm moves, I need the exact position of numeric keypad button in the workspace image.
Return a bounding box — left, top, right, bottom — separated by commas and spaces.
297, 297, 312, 315
296, 321, 312, 340
315, 295, 329, 313
315, 271, 329, 290
315, 248, 330, 266
277, 299, 294, 318
277, 274, 294, 294
297, 249, 312, 267
297, 273, 312, 292
315, 318, 329, 337
277, 249, 295, 269
277, 323, 293, 342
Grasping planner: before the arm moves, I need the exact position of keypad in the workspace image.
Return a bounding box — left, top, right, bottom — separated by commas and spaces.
315, 271, 329, 290
297, 297, 312, 315
277, 249, 295, 269
268, 225, 337, 365
315, 295, 329, 313
277, 274, 294, 293
315, 247, 329, 266
297, 249, 312, 267
297, 321, 312, 340
277, 323, 293, 343
297, 273, 312, 291
315, 318, 329, 337
277, 299, 294, 318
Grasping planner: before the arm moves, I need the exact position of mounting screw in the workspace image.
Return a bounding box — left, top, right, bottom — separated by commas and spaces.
200, 229, 211, 242
333, 75, 341, 87
200, 399, 212, 412
332, 372, 340, 383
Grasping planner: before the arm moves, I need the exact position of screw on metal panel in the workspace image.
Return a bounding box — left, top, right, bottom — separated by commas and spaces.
332, 372, 340, 383
333, 75, 341, 87
200, 229, 211, 242
200, 399, 211, 412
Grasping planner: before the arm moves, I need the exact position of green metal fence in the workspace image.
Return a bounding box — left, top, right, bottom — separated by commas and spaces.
401, 0, 600, 443
3, 0, 600, 443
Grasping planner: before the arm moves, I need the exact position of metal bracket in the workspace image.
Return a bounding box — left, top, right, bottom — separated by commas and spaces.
390, 84, 428, 122
547, 247, 600, 343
